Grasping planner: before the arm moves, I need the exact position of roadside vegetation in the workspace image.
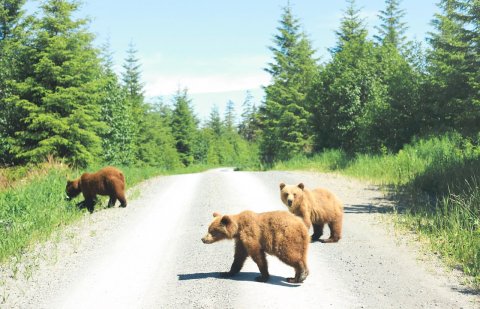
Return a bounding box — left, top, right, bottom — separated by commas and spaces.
0, 160, 216, 263
273, 133, 480, 287
1, 0, 479, 290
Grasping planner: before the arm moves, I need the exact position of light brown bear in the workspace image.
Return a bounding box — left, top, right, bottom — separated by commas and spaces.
280, 183, 343, 243
202, 210, 309, 283
66, 166, 127, 213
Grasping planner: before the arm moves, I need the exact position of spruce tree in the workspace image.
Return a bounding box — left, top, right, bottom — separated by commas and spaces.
260, 5, 318, 163
238, 91, 260, 142
374, 0, 408, 51
121, 42, 144, 158
224, 100, 236, 132
136, 99, 181, 169
171, 88, 197, 166
425, 0, 473, 134
6, 0, 105, 166
312, 0, 387, 152
0, 0, 28, 164
99, 41, 135, 165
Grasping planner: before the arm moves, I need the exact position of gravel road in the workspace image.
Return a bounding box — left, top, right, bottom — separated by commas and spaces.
1, 169, 478, 308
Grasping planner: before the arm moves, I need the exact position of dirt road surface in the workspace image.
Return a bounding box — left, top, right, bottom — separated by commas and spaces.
1, 169, 478, 308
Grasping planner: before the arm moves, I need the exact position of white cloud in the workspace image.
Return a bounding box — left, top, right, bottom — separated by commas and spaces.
138, 53, 271, 96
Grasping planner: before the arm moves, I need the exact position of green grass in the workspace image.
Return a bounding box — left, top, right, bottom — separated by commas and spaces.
0, 163, 212, 263
273, 133, 480, 287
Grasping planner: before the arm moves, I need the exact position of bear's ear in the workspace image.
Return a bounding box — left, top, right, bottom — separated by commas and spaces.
220, 215, 232, 226
279, 183, 286, 190
297, 183, 304, 190
213, 212, 221, 217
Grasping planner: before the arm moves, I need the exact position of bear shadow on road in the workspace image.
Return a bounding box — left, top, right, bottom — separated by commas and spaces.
177, 272, 302, 288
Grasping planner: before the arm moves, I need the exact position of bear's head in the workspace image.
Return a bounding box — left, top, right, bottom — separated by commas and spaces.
65, 179, 81, 200
201, 212, 238, 244
280, 183, 305, 211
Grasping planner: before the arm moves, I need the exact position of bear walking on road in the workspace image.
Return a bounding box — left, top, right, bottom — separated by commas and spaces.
66, 166, 127, 213
202, 210, 309, 283
280, 183, 343, 243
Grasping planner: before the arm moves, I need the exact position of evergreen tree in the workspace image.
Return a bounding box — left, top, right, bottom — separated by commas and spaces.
312, 0, 388, 152
5, 0, 106, 166
330, 0, 368, 54
0, 0, 25, 41
372, 0, 423, 150
99, 40, 135, 165
171, 88, 197, 166
136, 99, 181, 169
0, 0, 28, 164
260, 5, 318, 163
238, 91, 260, 142
224, 100, 235, 132
207, 104, 223, 136
374, 0, 409, 51
425, 0, 473, 134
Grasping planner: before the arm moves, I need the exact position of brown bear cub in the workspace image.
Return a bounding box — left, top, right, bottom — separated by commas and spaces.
280, 183, 343, 243
66, 166, 127, 213
202, 210, 309, 283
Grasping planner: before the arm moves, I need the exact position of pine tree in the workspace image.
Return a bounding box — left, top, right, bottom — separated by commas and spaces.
171, 88, 198, 166
224, 100, 236, 132
99, 40, 135, 165
372, 0, 423, 150
330, 0, 368, 54
121, 42, 144, 157
238, 91, 260, 142
136, 98, 181, 169
0, 0, 28, 164
207, 105, 223, 136
6, 0, 106, 166
312, 0, 388, 152
425, 0, 473, 134
374, 0, 408, 51
260, 5, 318, 163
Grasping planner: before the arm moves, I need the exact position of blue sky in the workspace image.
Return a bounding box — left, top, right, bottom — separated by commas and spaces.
27, 0, 439, 121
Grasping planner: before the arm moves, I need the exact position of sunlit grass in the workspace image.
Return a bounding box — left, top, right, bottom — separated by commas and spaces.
0, 163, 213, 263
272, 133, 480, 287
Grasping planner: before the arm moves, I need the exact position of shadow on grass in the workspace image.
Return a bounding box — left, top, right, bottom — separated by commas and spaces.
177, 271, 302, 287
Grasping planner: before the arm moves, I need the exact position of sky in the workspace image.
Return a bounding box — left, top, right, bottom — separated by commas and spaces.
27, 0, 439, 121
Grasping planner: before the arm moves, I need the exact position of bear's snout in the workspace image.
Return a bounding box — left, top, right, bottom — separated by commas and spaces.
202, 234, 213, 244
287, 199, 293, 207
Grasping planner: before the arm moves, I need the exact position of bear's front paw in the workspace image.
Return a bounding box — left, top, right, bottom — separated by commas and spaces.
219, 271, 235, 278
255, 275, 269, 282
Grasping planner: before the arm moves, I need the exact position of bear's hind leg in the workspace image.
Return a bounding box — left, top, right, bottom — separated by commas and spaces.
287, 261, 309, 283
108, 196, 116, 208
117, 192, 127, 208
321, 221, 342, 243
311, 223, 324, 242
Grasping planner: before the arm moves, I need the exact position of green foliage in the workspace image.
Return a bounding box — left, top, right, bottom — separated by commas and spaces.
136, 100, 182, 169
424, 0, 479, 135
273, 134, 480, 286
171, 88, 198, 166
260, 5, 318, 163
4, 0, 106, 167
238, 91, 261, 142
374, 0, 409, 51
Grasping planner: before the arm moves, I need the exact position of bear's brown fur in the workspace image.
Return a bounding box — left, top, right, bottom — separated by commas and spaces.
202, 210, 309, 283
280, 183, 343, 243
66, 166, 126, 213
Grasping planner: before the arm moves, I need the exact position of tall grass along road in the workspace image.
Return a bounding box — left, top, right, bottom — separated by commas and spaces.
1, 169, 478, 308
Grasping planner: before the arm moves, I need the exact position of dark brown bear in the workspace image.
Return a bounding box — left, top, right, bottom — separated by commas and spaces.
202, 210, 309, 283
66, 166, 127, 213
280, 183, 343, 243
